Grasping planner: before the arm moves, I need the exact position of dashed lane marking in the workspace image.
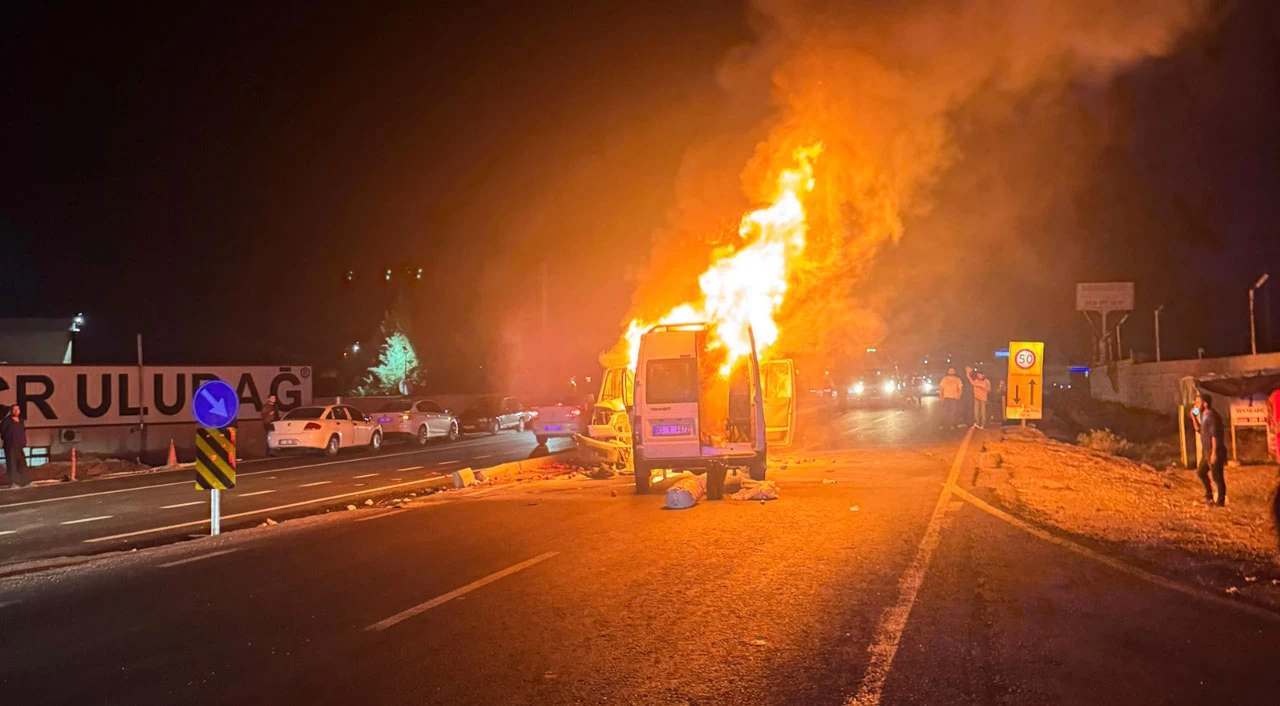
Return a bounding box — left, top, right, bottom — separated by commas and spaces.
396, 466, 423, 472
366, 552, 560, 631
949, 485, 1280, 624
84, 476, 454, 544
299, 481, 332, 488
158, 549, 240, 568
847, 426, 974, 706
0, 530, 17, 536
237, 490, 275, 497
61, 516, 113, 525
353, 473, 380, 479
161, 501, 204, 509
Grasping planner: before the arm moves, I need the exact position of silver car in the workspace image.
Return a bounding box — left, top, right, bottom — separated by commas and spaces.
371, 399, 460, 445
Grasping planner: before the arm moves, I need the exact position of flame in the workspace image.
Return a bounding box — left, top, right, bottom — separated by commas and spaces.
623, 144, 822, 375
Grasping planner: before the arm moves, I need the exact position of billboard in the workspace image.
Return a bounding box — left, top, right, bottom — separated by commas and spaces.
1076, 282, 1134, 312
0, 365, 311, 429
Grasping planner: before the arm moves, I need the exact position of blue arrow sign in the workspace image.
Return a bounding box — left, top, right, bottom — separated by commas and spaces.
193, 380, 240, 429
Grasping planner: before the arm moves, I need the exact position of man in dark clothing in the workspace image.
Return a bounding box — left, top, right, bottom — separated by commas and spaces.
262, 395, 282, 456
1195, 393, 1227, 506
1, 405, 29, 488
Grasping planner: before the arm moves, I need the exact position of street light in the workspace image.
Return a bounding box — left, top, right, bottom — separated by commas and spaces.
1154, 305, 1165, 361
1250, 273, 1269, 355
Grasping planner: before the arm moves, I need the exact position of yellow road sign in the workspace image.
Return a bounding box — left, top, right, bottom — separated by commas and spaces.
1006, 341, 1044, 420
195, 427, 236, 490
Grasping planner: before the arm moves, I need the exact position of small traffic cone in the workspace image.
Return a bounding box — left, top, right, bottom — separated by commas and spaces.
167, 438, 177, 467
70, 447, 77, 481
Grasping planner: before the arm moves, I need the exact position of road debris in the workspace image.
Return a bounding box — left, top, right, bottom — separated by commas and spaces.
346, 504, 357, 511
748, 637, 768, 647
364, 499, 374, 506
731, 480, 778, 502
850, 505, 860, 512
822, 478, 837, 484
666, 476, 706, 509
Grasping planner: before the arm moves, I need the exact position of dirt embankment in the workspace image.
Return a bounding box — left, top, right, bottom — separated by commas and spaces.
977, 427, 1280, 610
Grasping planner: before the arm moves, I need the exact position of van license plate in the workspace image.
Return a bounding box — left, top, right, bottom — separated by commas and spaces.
652, 424, 691, 436
545, 425, 563, 432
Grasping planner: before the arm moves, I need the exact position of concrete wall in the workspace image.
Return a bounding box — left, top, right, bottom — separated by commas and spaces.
1090, 352, 1280, 414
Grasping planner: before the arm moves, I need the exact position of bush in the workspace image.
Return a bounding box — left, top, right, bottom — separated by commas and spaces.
1077, 428, 1134, 458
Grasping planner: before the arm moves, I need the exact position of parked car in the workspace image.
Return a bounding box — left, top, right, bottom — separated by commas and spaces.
459, 396, 527, 435
372, 399, 460, 445
530, 396, 586, 445
267, 404, 382, 456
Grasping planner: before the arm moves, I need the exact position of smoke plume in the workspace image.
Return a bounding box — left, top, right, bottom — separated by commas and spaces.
626, 0, 1206, 362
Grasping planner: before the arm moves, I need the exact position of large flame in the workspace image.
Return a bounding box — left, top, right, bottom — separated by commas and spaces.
623, 144, 823, 375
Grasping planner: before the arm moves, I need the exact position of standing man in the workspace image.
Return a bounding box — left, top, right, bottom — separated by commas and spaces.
1194, 393, 1227, 506
1, 405, 29, 488
939, 368, 963, 428
262, 394, 282, 457
968, 370, 992, 429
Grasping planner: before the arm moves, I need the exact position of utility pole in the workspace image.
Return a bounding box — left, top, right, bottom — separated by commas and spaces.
1154, 305, 1163, 362
1249, 273, 1269, 355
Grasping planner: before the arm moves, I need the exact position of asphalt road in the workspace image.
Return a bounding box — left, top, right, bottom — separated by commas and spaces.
1, 399, 1277, 705
0, 431, 574, 567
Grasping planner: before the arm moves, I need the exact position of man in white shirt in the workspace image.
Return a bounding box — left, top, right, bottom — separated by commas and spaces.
967, 369, 992, 429
938, 368, 963, 428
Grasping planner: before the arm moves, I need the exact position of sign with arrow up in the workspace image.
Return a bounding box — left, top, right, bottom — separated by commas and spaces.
1006, 341, 1044, 421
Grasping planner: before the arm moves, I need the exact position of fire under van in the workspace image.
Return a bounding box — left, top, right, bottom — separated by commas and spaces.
628, 322, 795, 498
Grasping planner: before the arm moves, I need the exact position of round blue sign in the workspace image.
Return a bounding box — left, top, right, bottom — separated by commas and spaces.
193, 380, 240, 428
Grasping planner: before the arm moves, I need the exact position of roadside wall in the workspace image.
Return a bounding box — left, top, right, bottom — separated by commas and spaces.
1090, 352, 1280, 414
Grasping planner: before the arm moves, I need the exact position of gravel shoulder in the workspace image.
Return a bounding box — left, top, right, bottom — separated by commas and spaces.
975, 426, 1280, 610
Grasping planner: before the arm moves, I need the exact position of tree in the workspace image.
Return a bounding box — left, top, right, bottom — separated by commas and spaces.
352, 310, 422, 395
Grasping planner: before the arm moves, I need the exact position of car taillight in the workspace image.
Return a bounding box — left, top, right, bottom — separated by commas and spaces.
401, 413, 410, 421
569, 407, 582, 417
304, 422, 322, 431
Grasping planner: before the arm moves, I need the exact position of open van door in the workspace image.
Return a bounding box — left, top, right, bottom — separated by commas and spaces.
761, 359, 796, 448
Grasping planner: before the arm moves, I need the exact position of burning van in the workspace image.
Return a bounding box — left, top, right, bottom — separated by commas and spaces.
588, 322, 790, 498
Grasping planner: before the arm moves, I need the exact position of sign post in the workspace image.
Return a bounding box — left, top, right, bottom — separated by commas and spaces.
1077, 282, 1134, 364
193, 380, 240, 536
1228, 394, 1271, 463
1006, 341, 1045, 422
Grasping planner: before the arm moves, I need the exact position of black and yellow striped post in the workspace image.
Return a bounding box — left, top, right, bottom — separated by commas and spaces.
195, 427, 236, 535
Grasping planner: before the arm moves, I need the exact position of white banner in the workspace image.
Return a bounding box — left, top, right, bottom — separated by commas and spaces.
1230, 396, 1269, 427
0, 365, 312, 429
1076, 282, 1134, 312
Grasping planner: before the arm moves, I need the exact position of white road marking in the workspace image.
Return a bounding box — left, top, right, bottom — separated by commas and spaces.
161, 501, 204, 509
366, 552, 560, 631
847, 427, 974, 706
0, 440, 510, 510
474, 455, 492, 460
61, 515, 114, 525
0, 600, 20, 609
0, 529, 17, 536
950, 485, 1280, 623
299, 481, 332, 488
437, 460, 460, 466
353, 473, 380, 479
158, 549, 239, 568
237, 490, 275, 497
84, 476, 454, 544
396, 466, 423, 472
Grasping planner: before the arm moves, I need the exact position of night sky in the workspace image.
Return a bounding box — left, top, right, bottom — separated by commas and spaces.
2, 1, 1277, 391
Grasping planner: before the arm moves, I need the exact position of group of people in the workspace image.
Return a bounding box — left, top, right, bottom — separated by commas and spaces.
938, 366, 1002, 430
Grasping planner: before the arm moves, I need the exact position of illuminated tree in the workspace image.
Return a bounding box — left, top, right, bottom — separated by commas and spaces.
353, 310, 421, 395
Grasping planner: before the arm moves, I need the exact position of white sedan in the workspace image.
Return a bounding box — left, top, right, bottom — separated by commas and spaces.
371, 399, 460, 445
267, 404, 383, 456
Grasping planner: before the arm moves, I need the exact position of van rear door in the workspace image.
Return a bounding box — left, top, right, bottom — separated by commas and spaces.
761, 359, 796, 448
636, 330, 701, 460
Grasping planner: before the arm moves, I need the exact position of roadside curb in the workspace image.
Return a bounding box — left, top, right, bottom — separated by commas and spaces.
482, 451, 578, 482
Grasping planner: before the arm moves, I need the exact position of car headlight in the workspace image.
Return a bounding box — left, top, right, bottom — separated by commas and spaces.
882, 380, 896, 395
853, 382, 865, 395
922, 381, 933, 392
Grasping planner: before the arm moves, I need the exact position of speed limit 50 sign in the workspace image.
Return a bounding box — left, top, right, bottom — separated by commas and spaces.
1006, 341, 1044, 420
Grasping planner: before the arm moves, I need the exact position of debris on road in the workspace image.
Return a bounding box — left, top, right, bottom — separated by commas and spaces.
364, 499, 374, 506
346, 504, 357, 511
822, 478, 838, 484
731, 480, 778, 502
666, 475, 706, 509
850, 505, 860, 512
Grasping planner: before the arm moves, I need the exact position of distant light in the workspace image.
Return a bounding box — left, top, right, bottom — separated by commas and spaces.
352, 342, 361, 353
994, 349, 1009, 358
866, 347, 877, 353
70, 313, 85, 333
384, 268, 392, 281
824, 369, 830, 376
345, 270, 354, 282
415, 268, 423, 280
881, 380, 896, 395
